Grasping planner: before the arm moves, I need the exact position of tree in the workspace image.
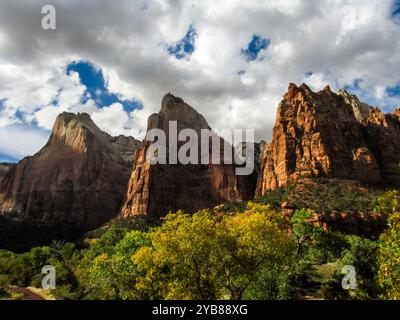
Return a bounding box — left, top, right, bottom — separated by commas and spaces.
377, 212, 400, 299
325, 235, 379, 300
375, 190, 400, 214
291, 209, 319, 258
77, 227, 149, 299
219, 211, 295, 299
133, 209, 296, 300
133, 210, 221, 300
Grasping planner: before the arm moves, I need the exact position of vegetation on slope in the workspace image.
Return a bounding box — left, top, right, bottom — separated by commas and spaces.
254, 178, 381, 213
0, 187, 399, 300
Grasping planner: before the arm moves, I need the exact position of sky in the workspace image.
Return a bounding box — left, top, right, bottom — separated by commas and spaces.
0, 0, 400, 162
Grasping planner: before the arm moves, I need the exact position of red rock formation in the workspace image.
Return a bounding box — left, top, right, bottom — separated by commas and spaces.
394, 108, 400, 120
338, 89, 372, 122
0, 112, 139, 246
107, 134, 141, 164
257, 83, 400, 194
281, 203, 387, 239
0, 163, 13, 182
316, 211, 387, 239
121, 94, 257, 219
363, 107, 400, 185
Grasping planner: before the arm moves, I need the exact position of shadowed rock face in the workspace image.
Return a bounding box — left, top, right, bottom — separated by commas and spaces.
338, 89, 373, 122
0, 112, 139, 248
257, 83, 400, 195
107, 134, 141, 164
0, 163, 13, 182
121, 94, 257, 219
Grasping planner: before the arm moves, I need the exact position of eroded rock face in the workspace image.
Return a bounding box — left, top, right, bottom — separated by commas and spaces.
106, 134, 140, 164
0, 163, 13, 182
394, 108, 400, 120
121, 94, 257, 219
317, 211, 387, 239
257, 83, 400, 194
363, 108, 400, 185
338, 89, 373, 122
0, 112, 138, 247
282, 204, 387, 238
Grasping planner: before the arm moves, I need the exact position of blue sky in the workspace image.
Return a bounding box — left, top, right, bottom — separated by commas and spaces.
392, 0, 400, 19
344, 79, 379, 103
167, 25, 197, 60
241, 35, 271, 62
67, 61, 142, 112
0, 153, 17, 163
387, 83, 400, 98
0, 60, 146, 163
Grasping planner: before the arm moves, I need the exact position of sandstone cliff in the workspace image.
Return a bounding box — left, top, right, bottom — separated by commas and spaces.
106, 134, 141, 164
257, 83, 400, 194
121, 94, 257, 219
0, 112, 139, 247
0, 163, 13, 182
338, 89, 373, 122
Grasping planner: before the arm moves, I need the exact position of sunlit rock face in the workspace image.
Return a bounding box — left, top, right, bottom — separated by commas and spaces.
0, 112, 139, 247
257, 83, 400, 195
121, 93, 257, 219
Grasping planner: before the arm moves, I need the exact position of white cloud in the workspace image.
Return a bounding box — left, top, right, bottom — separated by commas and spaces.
0, 0, 400, 161
0, 125, 49, 159
92, 103, 132, 137
304, 73, 330, 92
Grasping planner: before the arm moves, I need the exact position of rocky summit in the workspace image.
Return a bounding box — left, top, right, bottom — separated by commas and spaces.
0, 112, 139, 248
0, 163, 13, 182
1, 85, 399, 246
257, 83, 400, 195
120, 93, 257, 219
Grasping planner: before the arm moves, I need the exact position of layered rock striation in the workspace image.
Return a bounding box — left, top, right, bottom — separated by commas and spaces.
0, 112, 139, 247
121, 94, 257, 219
257, 83, 400, 194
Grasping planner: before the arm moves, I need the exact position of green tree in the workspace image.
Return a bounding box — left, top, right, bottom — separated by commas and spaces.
377, 212, 400, 299
77, 227, 149, 299
320, 234, 380, 300
291, 209, 319, 258
133, 209, 296, 300
375, 190, 400, 214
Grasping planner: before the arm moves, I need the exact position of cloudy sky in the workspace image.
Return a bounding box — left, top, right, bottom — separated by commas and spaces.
0, 0, 400, 162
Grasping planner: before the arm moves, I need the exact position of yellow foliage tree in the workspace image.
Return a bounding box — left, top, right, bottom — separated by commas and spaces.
377, 212, 400, 300
132, 208, 295, 300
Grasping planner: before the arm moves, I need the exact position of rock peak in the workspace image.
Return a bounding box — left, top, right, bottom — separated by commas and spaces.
50, 112, 103, 153
121, 94, 256, 219
287, 83, 298, 98
299, 83, 312, 91
394, 108, 400, 120
0, 111, 139, 246
338, 88, 373, 122
161, 93, 184, 112
258, 82, 400, 194
56, 111, 92, 124
286, 83, 314, 100
149, 94, 211, 132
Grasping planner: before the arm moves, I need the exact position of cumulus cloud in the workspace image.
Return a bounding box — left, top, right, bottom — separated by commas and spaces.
0, 0, 400, 161
92, 103, 136, 137
0, 124, 49, 160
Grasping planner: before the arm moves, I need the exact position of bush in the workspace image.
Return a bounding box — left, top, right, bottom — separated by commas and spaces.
375, 190, 400, 214
76, 227, 150, 300
377, 212, 400, 299
133, 209, 296, 300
